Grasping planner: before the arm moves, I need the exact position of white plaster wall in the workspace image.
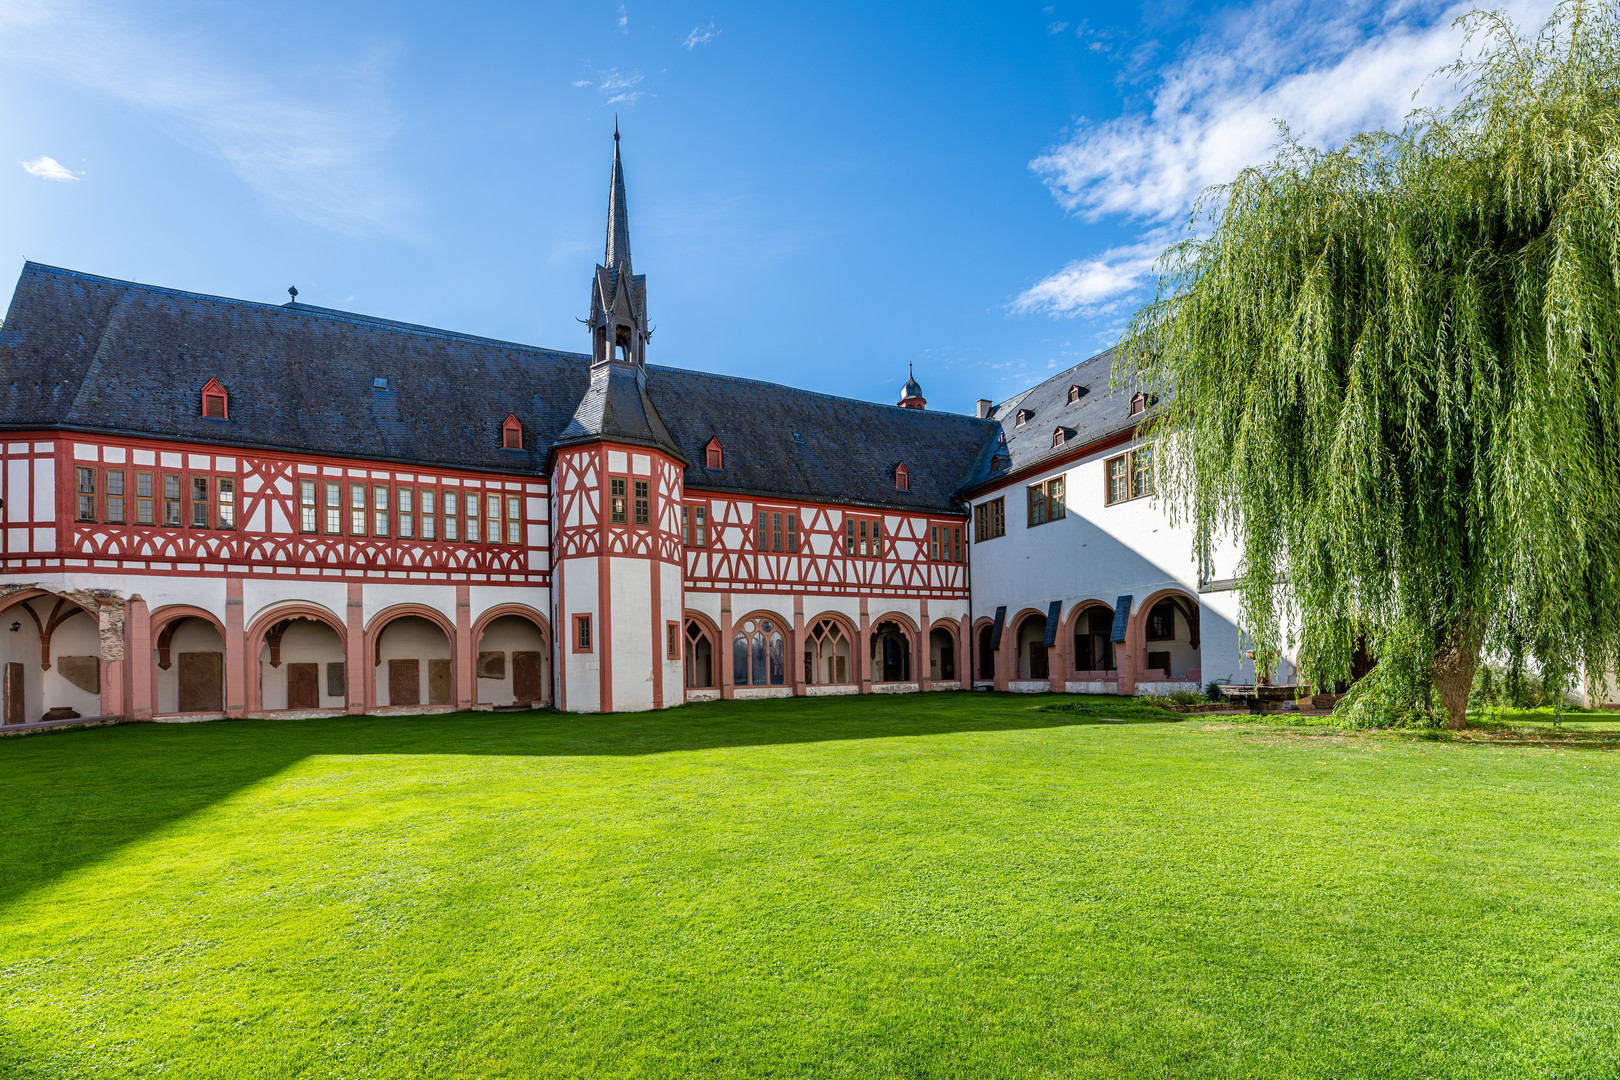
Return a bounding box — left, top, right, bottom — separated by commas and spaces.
469, 585, 551, 627
659, 560, 683, 707
135, 576, 230, 626
476, 614, 547, 706
684, 591, 722, 625
729, 593, 793, 623
245, 580, 347, 631
560, 558, 600, 713
802, 595, 861, 627
363, 583, 457, 628
373, 615, 452, 707
157, 617, 226, 714
0, 610, 101, 721
609, 555, 655, 712
257, 619, 346, 710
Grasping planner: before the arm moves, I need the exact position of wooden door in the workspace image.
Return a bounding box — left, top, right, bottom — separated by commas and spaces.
387, 659, 420, 706
178, 652, 224, 712
513, 651, 543, 702
4, 662, 22, 725
287, 663, 319, 709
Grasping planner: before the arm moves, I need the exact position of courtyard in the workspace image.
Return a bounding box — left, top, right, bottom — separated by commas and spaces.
1, 694, 1616, 1078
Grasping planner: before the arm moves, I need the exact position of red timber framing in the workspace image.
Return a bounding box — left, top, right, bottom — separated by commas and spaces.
681, 489, 969, 602
1, 433, 549, 585
549, 441, 685, 713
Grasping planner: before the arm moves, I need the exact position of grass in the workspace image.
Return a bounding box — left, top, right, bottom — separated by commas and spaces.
1, 693, 1617, 1079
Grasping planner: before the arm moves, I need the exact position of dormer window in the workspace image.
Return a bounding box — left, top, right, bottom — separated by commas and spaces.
1052, 428, 1067, 448
706, 436, 723, 470
1130, 392, 1148, 416
501, 414, 524, 450
1067, 385, 1084, 405
895, 463, 909, 491
200, 378, 228, 419
1015, 409, 1030, 426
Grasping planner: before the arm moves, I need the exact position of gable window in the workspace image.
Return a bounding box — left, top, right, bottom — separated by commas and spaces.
682, 503, 708, 547
501, 414, 523, 450
974, 497, 1005, 542
895, 464, 909, 491
1105, 446, 1155, 505
1067, 385, 1083, 405
610, 477, 627, 524
201, 378, 228, 419
1052, 428, 1066, 448
573, 614, 593, 652
1027, 476, 1065, 527
1129, 391, 1148, 416
705, 437, 723, 469
634, 480, 650, 526
75, 468, 96, 522
1015, 409, 1030, 426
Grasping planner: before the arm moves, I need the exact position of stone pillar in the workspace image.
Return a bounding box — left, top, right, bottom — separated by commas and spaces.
719, 594, 734, 700
858, 597, 871, 694
345, 583, 366, 714
126, 594, 152, 721
224, 577, 245, 717
98, 598, 125, 719
455, 584, 474, 710
1118, 599, 1140, 697
993, 617, 1011, 692
792, 595, 806, 696
958, 614, 970, 689
1048, 605, 1068, 694
917, 598, 930, 692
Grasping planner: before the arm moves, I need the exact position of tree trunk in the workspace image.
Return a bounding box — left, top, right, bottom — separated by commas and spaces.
1432, 615, 1483, 729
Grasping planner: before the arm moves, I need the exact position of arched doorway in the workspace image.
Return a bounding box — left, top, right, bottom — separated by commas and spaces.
803, 616, 854, 686
1014, 611, 1048, 680
976, 621, 995, 681
0, 592, 103, 724
152, 610, 227, 716
929, 625, 957, 681
870, 619, 911, 683
732, 614, 786, 688
253, 613, 346, 712
475, 610, 549, 707
1073, 603, 1117, 675
684, 616, 716, 690
370, 610, 455, 709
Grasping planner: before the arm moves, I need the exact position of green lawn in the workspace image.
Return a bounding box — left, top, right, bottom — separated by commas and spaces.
2, 694, 1617, 1079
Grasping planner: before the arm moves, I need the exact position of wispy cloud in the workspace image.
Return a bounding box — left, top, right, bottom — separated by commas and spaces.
573, 66, 645, 105
20, 155, 82, 182
617, 3, 629, 33
1014, 0, 1556, 319
0, 0, 408, 234
683, 22, 718, 49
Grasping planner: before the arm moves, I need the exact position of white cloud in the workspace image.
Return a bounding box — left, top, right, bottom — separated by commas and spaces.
1047, 21, 1069, 35
684, 22, 718, 49
1014, 0, 1557, 318
599, 68, 644, 105
617, 3, 628, 33
20, 155, 81, 181
0, 0, 408, 234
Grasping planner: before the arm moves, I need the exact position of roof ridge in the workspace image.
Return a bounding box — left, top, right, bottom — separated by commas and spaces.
19, 262, 591, 359
646, 363, 994, 428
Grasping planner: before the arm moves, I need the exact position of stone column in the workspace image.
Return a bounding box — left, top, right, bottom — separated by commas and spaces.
224, 577, 245, 718
719, 594, 734, 700
858, 597, 871, 694
345, 583, 366, 714
917, 598, 930, 693
957, 613, 970, 689
455, 584, 474, 710
126, 594, 152, 721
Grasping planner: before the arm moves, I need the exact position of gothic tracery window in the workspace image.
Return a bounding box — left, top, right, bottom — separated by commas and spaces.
732, 617, 785, 687
803, 618, 851, 684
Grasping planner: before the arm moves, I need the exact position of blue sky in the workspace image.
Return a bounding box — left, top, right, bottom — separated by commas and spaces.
0, 0, 1550, 414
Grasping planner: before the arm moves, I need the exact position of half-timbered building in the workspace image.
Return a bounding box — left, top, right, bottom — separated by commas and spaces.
0, 130, 1264, 726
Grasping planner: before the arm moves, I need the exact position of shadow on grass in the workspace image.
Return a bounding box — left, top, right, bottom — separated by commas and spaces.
0, 692, 1121, 907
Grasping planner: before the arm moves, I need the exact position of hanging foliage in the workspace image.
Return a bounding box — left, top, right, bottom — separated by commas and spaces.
1120, 1, 1620, 728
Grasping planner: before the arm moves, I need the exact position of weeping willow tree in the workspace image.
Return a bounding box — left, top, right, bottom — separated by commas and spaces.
1120, 0, 1620, 728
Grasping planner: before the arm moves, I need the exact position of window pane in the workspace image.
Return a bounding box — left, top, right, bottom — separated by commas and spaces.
611, 478, 626, 523
768, 631, 785, 685
757, 511, 767, 551
751, 632, 767, 685
164, 475, 182, 526
696, 506, 707, 546
191, 477, 209, 527
466, 516, 478, 542
633, 482, 648, 526
786, 514, 796, 553
217, 478, 235, 528
733, 632, 749, 685
846, 519, 855, 555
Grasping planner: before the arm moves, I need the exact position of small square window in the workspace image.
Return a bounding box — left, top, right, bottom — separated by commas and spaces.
574, 614, 593, 653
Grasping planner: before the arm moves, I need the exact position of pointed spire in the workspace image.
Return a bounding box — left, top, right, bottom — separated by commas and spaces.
605, 122, 632, 275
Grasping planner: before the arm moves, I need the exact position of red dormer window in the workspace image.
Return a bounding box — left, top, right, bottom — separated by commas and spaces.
200, 378, 228, 419
706, 436, 723, 470
501, 414, 524, 450
1015, 409, 1030, 426
1130, 392, 1148, 416
895, 463, 909, 491
1067, 385, 1083, 405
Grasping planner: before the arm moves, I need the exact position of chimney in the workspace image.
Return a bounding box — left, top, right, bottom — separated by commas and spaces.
976, 399, 993, 419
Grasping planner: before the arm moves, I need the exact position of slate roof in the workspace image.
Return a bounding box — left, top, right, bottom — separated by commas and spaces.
0, 262, 998, 513
958, 347, 1146, 489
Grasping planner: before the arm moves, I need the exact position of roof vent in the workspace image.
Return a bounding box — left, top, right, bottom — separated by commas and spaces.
792, 432, 802, 442
373, 377, 389, 390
